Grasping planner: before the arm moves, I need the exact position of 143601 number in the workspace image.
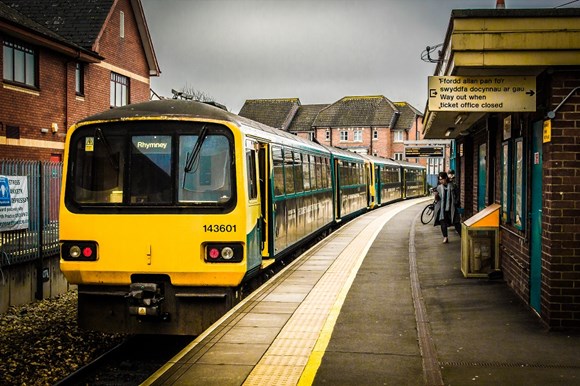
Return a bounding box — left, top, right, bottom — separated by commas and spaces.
203, 224, 237, 233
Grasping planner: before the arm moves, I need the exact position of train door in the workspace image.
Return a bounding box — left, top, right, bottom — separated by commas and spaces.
334, 159, 342, 220
245, 139, 262, 270
258, 144, 270, 258
375, 164, 381, 206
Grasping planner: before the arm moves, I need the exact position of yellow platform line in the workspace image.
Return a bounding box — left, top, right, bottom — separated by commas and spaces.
244, 198, 427, 386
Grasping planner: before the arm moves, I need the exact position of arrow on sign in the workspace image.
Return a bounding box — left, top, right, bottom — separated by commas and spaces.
526, 90, 535, 96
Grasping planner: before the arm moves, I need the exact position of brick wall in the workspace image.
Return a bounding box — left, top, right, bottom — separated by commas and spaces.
542, 70, 580, 329
0, 0, 152, 162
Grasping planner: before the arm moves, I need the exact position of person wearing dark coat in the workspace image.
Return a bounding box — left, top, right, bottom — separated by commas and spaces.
433, 171, 461, 243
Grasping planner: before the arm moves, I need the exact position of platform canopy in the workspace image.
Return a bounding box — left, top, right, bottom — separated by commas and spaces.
422, 9, 580, 139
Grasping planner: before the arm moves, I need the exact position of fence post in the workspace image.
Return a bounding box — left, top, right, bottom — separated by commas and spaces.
35, 161, 44, 300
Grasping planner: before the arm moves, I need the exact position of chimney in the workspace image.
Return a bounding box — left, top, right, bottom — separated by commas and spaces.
496, 0, 505, 9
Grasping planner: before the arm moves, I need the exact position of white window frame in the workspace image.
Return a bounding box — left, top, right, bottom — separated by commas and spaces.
394, 130, 404, 142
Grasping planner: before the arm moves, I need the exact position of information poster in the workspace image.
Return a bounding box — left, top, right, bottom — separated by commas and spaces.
0, 176, 30, 231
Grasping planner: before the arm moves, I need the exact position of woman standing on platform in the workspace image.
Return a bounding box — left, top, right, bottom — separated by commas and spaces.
433, 171, 461, 243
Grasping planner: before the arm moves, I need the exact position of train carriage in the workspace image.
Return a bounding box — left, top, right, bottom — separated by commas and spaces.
399, 160, 427, 198
59, 100, 426, 335
60, 100, 337, 334
363, 154, 403, 208
326, 147, 368, 222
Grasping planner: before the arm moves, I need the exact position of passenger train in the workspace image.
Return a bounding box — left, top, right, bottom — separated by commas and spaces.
59, 100, 426, 335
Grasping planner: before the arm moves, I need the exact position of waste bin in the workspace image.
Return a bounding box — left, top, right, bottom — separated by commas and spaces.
461, 203, 500, 278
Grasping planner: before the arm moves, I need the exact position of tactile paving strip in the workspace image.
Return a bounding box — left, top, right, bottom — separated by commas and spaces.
242, 200, 423, 386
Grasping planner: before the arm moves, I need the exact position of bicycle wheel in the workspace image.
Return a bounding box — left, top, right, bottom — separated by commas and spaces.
420, 204, 434, 224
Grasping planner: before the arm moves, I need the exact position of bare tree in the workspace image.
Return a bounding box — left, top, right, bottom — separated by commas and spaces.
172, 83, 214, 102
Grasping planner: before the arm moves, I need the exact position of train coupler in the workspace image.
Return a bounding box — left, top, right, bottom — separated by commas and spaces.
127, 282, 169, 321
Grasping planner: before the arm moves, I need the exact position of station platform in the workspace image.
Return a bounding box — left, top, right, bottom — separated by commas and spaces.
144, 198, 580, 386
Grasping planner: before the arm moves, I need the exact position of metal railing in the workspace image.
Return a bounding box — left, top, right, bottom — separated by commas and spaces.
0, 160, 62, 268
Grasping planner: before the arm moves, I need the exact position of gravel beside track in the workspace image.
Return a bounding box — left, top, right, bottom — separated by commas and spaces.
0, 290, 125, 386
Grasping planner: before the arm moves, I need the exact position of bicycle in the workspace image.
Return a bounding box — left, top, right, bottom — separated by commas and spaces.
420, 190, 437, 224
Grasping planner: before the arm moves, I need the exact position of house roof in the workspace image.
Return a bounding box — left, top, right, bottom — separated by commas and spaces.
0, 0, 101, 60
4, 0, 114, 50
288, 104, 329, 132
1, 0, 159, 75
239, 98, 301, 130
392, 102, 422, 130
313, 95, 399, 128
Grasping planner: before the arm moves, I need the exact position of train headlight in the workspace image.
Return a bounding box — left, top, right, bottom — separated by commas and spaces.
61, 241, 98, 261
204, 243, 243, 263
69, 245, 81, 258
221, 247, 234, 260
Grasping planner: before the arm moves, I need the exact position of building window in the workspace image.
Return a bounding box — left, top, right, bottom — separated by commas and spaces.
340, 130, 348, 141
120, 11, 125, 38
394, 152, 403, 160
373, 130, 378, 140
393, 130, 404, 142
75, 62, 84, 96
325, 130, 330, 141
354, 129, 362, 142
3, 39, 37, 87
6, 126, 20, 139
110, 72, 129, 107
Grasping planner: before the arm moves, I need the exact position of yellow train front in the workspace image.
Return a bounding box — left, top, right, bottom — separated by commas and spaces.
60, 101, 267, 335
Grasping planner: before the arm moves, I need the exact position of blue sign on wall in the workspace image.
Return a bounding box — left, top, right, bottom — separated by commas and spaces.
0, 176, 11, 207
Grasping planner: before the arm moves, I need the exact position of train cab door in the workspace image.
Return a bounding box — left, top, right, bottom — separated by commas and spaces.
246, 139, 263, 270
258, 143, 270, 258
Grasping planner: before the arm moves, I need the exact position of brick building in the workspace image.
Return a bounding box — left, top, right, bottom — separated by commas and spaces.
423, 8, 580, 329
0, 0, 159, 161
239, 96, 424, 161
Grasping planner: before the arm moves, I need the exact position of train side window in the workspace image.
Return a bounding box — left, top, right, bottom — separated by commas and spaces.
284, 148, 295, 194
294, 151, 304, 193
324, 157, 331, 188
272, 146, 285, 196
302, 154, 311, 191
313, 156, 321, 190
246, 142, 258, 200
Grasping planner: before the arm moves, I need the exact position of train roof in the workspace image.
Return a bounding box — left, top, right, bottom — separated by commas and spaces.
361, 154, 400, 167
78, 99, 330, 155
397, 160, 425, 170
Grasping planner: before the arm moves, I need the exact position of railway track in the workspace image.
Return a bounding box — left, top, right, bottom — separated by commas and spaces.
54, 335, 194, 385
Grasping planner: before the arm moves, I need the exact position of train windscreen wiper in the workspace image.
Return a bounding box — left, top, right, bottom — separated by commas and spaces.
182, 124, 208, 186
95, 127, 119, 171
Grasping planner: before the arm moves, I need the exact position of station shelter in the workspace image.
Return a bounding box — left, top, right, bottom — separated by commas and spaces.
422, 8, 580, 330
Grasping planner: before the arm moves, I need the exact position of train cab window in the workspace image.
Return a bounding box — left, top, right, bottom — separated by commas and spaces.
246, 141, 258, 200
179, 134, 232, 203
130, 135, 172, 204
72, 129, 126, 204
273, 146, 285, 196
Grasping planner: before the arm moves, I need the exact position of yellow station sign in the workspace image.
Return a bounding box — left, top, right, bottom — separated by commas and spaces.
428, 76, 536, 112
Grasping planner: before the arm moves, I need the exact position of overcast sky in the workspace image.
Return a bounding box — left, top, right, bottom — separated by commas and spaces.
141, 0, 578, 114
